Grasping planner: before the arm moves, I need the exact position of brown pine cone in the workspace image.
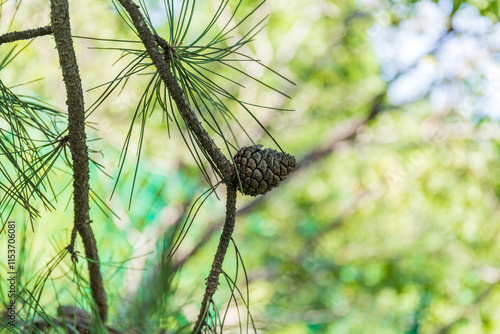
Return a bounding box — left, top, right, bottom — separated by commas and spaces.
233, 145, 296, 196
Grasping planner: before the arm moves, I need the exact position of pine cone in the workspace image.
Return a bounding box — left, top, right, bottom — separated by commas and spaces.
233, 145, 296, 196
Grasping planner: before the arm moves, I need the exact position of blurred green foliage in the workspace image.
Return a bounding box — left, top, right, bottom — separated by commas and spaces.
2, 0, 500, 333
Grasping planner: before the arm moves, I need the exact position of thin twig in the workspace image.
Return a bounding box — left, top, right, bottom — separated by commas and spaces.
192, 183, 238, 334
0, 26, 52, 45
50, 0, 107, 322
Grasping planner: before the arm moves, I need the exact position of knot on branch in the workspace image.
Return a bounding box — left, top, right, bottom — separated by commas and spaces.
234, 145, 296, 196
155, 34, 178, 63
66, 226, 79, 262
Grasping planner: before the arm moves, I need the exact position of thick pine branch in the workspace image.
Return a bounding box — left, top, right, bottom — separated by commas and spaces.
50, 0, 108, 322
0, 26, 52, 44
117, 0, 235, 183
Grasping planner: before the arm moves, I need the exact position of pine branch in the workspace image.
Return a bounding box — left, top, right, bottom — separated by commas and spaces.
116, 0, 235, 183
192, 183, 237, 334
0, 26, 52, 44
112, 4, 241, 329
113, 2, 293, 332
49, 0, 107, 322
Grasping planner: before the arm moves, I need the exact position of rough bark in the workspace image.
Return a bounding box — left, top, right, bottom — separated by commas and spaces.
192, 183, 238, 334
50, 0, 108, 322
116, 0, 235, 183
0, 26, 52, 45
